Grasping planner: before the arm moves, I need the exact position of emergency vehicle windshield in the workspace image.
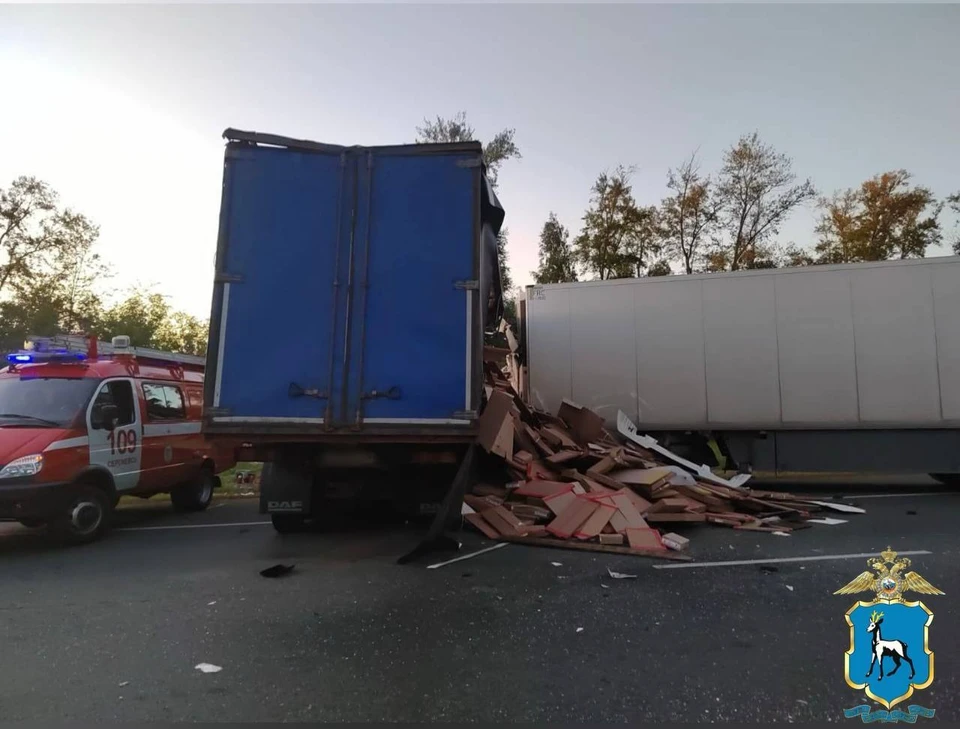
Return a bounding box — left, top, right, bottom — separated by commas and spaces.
0, 377, 99, 428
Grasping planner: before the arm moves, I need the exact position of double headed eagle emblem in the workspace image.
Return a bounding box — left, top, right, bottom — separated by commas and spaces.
835, 547, 943, 600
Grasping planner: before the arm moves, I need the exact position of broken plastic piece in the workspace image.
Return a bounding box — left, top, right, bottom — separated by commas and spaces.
195, 663, 222, 674
606, 567, 637, 580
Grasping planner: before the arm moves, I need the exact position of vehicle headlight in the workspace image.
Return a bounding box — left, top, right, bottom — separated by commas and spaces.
0, 454, 44, 479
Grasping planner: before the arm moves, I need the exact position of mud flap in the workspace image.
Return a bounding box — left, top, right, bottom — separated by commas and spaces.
397, 445, 477, 565
259, 461, 312, 515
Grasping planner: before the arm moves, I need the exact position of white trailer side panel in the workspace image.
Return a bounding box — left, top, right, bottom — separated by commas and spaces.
632, 279, 707, 426
851, 265, 941, 423
702, 274, 780, 424
525, 287, 571, 415
525, 257, 960, 430
569, 284, 637, 424
775, 269, 859, 423
934, 265, 960, 420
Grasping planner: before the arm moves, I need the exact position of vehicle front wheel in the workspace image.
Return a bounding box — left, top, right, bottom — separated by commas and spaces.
171, 469, 216, 513
271, 514, 306, 534
50, 486, 111, 545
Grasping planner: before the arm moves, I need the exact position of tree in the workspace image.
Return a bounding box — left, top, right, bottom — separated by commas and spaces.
646, 259, 672, 277
96, 288, 171, 348
1, 176, 101, 298
496, 227, 513, 294
415, 111, 520, 191
574, 167, 660, 280
659, 152, 717, 273
532, 213, 577, 284
815, 171, 942, 263
947, 192, 960, 256
714, 133, 816, 271
0, 177, 106, 350
95, 287, 208, 354
154, 311, 209, 356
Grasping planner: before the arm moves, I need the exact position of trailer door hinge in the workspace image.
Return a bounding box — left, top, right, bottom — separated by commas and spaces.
215, 272, 244, 284
454, 279, 479, 290
456, 157, 482, 168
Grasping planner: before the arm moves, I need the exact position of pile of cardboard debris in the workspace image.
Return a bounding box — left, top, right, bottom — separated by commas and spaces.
465, 363, 862, 562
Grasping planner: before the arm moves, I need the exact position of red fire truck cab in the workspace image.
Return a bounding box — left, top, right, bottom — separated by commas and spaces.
0, 335, 236, 543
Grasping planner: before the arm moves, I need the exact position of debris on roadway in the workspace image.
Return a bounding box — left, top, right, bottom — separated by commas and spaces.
259, 564, 296, 578
464, 360, 862, 561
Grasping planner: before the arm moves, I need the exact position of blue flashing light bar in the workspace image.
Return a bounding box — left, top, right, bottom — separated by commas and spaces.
6, 350, 87, 364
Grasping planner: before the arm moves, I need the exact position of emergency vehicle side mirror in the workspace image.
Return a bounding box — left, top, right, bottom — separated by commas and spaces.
93, 404, 119, 431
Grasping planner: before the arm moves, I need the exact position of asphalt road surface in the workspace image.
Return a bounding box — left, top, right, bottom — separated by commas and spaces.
1, 478, 959, 722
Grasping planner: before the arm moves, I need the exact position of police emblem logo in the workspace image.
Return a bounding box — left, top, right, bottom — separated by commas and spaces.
835, 547, 943, 723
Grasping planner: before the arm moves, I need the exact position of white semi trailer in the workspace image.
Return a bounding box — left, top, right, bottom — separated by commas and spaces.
520, 256, 960, 480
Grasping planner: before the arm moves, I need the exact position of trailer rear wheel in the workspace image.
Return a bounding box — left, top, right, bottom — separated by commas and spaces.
271, 514, 306, 534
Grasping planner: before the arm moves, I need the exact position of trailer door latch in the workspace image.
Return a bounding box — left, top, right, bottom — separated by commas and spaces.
288, 382, 329, 400
361, 386, 401, 401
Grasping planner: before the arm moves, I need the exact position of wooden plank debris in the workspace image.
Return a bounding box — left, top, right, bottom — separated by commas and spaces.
466, 360, 865, 560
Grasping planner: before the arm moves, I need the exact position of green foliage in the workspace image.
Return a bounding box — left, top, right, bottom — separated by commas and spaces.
532, 213, 577, 284
574, 167, 660, 280
0, 176, 208, 356
815, 171, 942, 263
0, 176, 105, 350
944, 192, 959, 256
94, 287, 208, 355
646, 260, 673, 277
414, 111, 521, 191
497, 227, 513, 294
714, 133, 817, 271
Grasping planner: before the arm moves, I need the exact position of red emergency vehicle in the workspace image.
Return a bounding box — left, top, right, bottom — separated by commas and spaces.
0, 335, 235, 543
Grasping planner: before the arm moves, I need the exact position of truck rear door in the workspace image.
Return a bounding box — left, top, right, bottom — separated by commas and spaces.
205, 133, 483, 434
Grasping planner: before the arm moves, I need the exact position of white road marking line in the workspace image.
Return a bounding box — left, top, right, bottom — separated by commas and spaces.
849, 492, 953, 500
653, 550, 933, 570
118, 521, 271, 532
426, 542, 508, 569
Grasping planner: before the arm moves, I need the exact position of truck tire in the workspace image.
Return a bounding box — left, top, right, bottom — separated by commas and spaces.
271, 514, 306, 534
50, 485, 112, 545
171, 468, 216, 512
930, 473, 960, 487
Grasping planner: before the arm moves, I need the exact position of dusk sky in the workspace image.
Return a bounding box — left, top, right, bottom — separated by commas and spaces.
1, 3, 957, 318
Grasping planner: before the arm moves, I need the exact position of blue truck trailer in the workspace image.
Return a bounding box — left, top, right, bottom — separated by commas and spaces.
203, 129, 505, 532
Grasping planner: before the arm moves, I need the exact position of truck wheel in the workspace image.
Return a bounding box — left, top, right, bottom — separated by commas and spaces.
171, 469, 216, 512
50, 486, 111, 545
930, 473, 960, 487
271, 514, 306, 534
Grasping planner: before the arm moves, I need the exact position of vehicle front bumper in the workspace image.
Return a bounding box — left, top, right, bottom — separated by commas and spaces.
0, 479, 70, 520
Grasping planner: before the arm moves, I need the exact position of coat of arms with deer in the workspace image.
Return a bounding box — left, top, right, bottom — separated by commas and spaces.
835, 547, 943, 714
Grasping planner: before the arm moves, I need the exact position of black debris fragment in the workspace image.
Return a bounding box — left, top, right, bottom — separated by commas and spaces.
260, 564, 296, 578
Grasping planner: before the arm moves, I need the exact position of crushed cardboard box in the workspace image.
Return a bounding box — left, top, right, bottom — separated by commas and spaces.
466, 361, 862, 561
